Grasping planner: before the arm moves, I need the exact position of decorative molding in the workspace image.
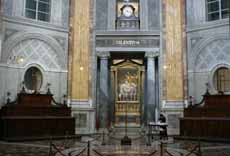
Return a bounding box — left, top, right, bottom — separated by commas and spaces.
0, 63, 68, 73
96, 30, 160, 36
3, 16, 69, 33
145, 50, 160, 58
70, 99, 93, 109
96, 51, 110, 59
186, 18, 230, 33
162, 100, 185, 110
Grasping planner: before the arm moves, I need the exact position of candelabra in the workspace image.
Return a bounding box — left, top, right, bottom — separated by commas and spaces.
121, 102, 131, 145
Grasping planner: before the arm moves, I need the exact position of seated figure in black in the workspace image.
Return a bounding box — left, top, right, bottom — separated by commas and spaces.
158, 113, 168, 139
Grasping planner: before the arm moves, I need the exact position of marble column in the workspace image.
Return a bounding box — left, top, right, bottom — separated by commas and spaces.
145, 51, 159, 123
98, 52, 110, 128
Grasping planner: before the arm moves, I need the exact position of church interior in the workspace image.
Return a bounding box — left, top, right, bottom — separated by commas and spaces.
0, 0, 230, 155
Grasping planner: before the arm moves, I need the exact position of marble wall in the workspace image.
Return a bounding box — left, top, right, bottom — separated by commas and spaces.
3, 0, 69, 27
186, 0, 206, 26
3, 0, 13, 16
148, 0, 160, 29
95, 0, 108, 30
185, 0, 230, 102
0, 0, 69, 106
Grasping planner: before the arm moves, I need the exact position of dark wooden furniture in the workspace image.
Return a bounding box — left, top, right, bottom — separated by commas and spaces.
180, 94, 230, 139
17, 93, 53, 107
0, 93, 75, 141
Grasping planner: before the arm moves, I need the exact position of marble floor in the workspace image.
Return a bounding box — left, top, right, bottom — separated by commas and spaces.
0, 135, 230, 156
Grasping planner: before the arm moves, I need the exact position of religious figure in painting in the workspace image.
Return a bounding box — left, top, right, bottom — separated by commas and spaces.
118, 72, 137, 101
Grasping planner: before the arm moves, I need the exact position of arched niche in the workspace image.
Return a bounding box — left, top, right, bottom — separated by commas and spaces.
24, 66, 43, 92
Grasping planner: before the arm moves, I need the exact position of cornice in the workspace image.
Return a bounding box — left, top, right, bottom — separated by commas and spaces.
186, 19, 229, 33
3, 15, 69, 33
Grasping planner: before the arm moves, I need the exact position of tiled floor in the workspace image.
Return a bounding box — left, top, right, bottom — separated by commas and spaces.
0, 136, 230, 156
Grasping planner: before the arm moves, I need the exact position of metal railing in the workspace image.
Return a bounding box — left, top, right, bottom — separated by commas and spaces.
47, 130, 202, 156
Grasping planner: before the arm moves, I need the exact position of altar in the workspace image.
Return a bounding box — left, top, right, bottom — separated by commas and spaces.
111, 59, 144, 127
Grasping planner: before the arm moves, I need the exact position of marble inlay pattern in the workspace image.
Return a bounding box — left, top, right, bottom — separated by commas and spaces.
195, 39, 230, 72
7, 39, 61, 70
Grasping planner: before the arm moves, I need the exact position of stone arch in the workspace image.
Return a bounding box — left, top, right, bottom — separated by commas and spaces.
191, 33, 230, 72
191, 34, 229, 70
2, 32, 66, 69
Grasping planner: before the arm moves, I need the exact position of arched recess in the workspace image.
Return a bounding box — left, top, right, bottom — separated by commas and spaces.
2, 32, 66, 70
188, 33, 230, 101
21, 63, 47, 93
208, 63, 230, 93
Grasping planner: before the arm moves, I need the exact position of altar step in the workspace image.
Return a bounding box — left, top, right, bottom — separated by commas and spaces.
110, 127, 144, 138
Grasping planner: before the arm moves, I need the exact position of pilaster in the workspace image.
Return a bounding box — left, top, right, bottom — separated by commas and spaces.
70, 0, 91, 100
162, 0, 186, 135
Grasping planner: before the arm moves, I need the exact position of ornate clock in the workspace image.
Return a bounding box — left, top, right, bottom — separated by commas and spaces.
117, 4, 139, 30
121, 5, 134, 17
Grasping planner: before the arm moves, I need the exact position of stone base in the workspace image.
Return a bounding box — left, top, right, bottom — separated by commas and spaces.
71, 105, 95, 134
162, 100, 185, 135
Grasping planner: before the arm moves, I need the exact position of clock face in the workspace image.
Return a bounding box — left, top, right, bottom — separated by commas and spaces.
123, 6, 133, 17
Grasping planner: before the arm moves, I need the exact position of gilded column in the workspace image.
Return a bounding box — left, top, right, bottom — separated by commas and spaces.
98, 52, 110, 128
145, 51, 159, 123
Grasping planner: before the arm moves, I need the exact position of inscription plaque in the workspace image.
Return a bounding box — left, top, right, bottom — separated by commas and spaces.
96, 38, 160, 48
